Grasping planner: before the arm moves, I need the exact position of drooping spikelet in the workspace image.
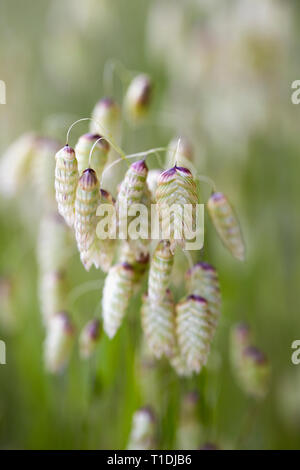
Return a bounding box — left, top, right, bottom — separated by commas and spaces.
95, 189, 116, 272
79, 318, 101, 359
31, 137, 61, 209
176, 295, 214, 374
39, 271, 68, 325
148, 240, 174, 303
37, 213, 72, 274
55, 144, 79, 227
169, 345, 192, 378
207, 192, 245, 261
75, 133, 109, 179
119, 241, 149, 289
117, 159, 148, 239
185, 262, 221, 328
156, 165, 198, 252
127, 407, 156, 450
176, 391, 201, 450
44, 312, 75, 374
238, 346, 270, 399
102, 262, 135, 338
124, 74, 152, 123
74, 168, 100, 271
90, 97, 121, 140
141, 289, 176, 359
0, 132, 37, 198
165, 136, 194, 171
230, 322, 252, 373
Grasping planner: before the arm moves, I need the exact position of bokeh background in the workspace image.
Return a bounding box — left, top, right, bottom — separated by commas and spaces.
0, 0, 300, 449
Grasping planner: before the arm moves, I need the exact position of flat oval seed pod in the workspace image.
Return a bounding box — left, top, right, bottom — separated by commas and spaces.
117, 159, 148, 238
79, 318, 101, 359
124, 74, 152, 123
55, 144, 78, 227
90, 97, 121, 140
148, 240, 174, 303
74, 168, 100, 271
239, 346, 270, 399
32, 137, 61, 208
75, 133, 109, 179
186, 262, 221, 327
39, 271, 68, 326
207, 192, 245, 261
176, 295, 213, 374
44, 312, 75, 374
0, 132, 37, 198
165, 136, 194, 171
37, 213, 72, 274
102, 262, 135, 338
141, 289, 176, 359
127, 407, 156, 450
156, 165, 198, 252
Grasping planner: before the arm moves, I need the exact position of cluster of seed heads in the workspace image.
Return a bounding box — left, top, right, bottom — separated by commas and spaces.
0, 71, 248, 381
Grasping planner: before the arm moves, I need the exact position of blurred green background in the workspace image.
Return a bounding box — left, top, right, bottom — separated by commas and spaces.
0, 0, 300, 450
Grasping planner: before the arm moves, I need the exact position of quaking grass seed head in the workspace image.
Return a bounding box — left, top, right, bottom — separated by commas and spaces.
148, 240, 174, 303
240, 346, 270, 399
90, 97, 121, 138
127, 407, 156, 450
176, 294, 213, 374
55, 144, 78, 227
75, 133, 109, 179
124, 74, 152, 123
207, 191, 245, 261
44, 311, 75, 374
79, 318, 101, 359
156, 165, 198, 252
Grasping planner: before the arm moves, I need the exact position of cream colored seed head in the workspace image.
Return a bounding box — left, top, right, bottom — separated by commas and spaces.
37, 212, 72, 274
55, 144, 78, 227
156, 165, 198, 253
79, 318, 101, 359
102, 262, 135, 338
124, 74, 152, 123
127, 407, 156, 450
75, 133, 109, 179
95, 189, 116, 273
44, 312, 75, 374
148, 240, 174, 303
176, 295, 214, 374
141, 289, 176, 359
207, 192, 245, 261
185, 262, 221, 327
90, 97, 121, 139
74, 168, 101, 271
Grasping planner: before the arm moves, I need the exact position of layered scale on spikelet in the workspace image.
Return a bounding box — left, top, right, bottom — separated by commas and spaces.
74, 168, 101, 271
55, 145, 79, 227
102, 262, 135, 338
75, 133, 109, 179
117, 159, 148, 235
207, 192, 245, 261
95, 188, 116, 272
148, 240, 174, 302
176, 295, 214, 374
156, 165, 198, 252
185, 262, 221, 328
141, 289, 176, 359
